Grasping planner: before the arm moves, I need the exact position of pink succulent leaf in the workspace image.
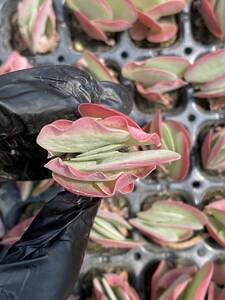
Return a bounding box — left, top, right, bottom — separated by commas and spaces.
200, 0, 222, 39
182, 261, 214, 300
194, 73, 225, 98
185, 48, 225, 84
151, 260, 168, 300
77, 50, 118, 82
96, 209, 131, 228
213, 262, 225, 285
214, 0, 225, 40
104, 273, 140, 300
158, 265, 197, 289
150, 110, 162, 139
90, 235, 143, 248
93, 277, 105, 300
129, 20, 149, 41
158, 274, 192, 300
1, 217, 35, 245
147, 0, 186, 20
208, 282, 222, 300
137, 9, 161, 31
0, 51, 32, 75
218, 287, 225, 300
201, 129, 212, 168
147, 20, 178, 43
94, 19, 132, 32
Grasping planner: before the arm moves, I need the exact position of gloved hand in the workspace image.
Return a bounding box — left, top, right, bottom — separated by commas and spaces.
0, 65, 133, 300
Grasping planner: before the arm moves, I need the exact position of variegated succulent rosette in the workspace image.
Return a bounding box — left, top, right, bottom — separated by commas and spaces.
16, 0, 59, 53
201, 127, 225, 173
91, 272, 140, 300
144, 110, 191, 181
185, 48, 225, 111
77, 50, 118, 83
65, 0, 137, 45
200, 0, 225, 41
130, 0, 186, 44
122, 56, 190, 107
37, 103, 180, 198
130, 199, 208, 248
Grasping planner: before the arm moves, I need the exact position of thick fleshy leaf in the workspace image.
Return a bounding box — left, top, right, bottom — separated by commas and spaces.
213, 262, 225, 285
201, 130, 212, 168
129, 20, 149, 41
106, 0, 137, 24
182, 261, 214, 300
208, 282, 222, 300
195, 73, 225, 98
0, 51, 32, 75
137, 10, 161, 31
200, 0, 222, 39
95, 19, 133, 32
214, 0, 225, 40
147, 21, 178, 43
185, 48, 225, 83
97, 209, 131, 229
151, 261, 167, 300
90, 234, 143, 248
147, 0, 186, 20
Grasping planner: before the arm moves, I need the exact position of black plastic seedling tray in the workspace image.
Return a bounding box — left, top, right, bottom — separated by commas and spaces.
0, 0, 225, 299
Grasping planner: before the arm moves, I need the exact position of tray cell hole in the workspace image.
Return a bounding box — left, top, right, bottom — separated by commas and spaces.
58, 55, 65, 63
192, 181, 201, 189
184, 47, 192, 55
188, 114, 196, 122
134, 251, 142, 261
197, 247, 206, 257
121, 51, 129, 59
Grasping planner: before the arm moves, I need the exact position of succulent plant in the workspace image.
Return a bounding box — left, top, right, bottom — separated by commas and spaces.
209, 261, 225, 299
65, 0, 137, 44
200, 0, 225, 41
144, 110, 191, 181
92, 272, 140, 300
201, 127, 225, 173
90, 209, 143, 248
129, 0, 186, 44
0, 51, 32, 75
204, 199, 225, 248
17, 179, 54, 201
17, 0, 59, 53
185, 48, 225, 111
122, 56, 190, 107
1, 217, 34, 245
151, 260, 214, 300
129, 199, 207, 247
77, 50, 118, 83
37, 103, 180, 197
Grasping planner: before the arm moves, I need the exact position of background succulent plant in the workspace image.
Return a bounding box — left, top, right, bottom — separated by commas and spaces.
130, 0, 186, 44
129, 199, 207, 248
0, 51, 32, 75
17, 179, 54, 201
185, 48, 225, 111
17, 0, 59, 53
144, 110, 191, 181
65, 0, 137, 44
201, 127, 225, 173
122, 56, 189, 107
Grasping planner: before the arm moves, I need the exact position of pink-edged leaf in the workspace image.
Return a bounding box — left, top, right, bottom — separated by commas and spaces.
1, 217, 35, 245
158, 265, 197, 289
148, 0, 186, 20
195, 73, 225, 98
208, 282, 222, 300
74, 11, 108, 42
97, 209, 131, 228
150, 110, 162, 140
214, 0, 225, 41
94, 19, 132, 32
90, 235, 143, 248
213, 262, 225, 285
93, 277, 104, 300
104, 273, 140, 300
207, 134, 225, 169
185, 48, 225, 83
219, 287, 225, 300
201, 130, 212, 168
182, 261, 214, 300
137, 9, 161, 30
159, 274, 192, 300
166, 120, 192, 150
78, 50, 118, 82
32, 0, 52, 52
200, 0, 222, 39
151, 261, 167, 300
147, 21, 178, 43
0, 51, 32, 74
129, 20, 148, 41
205, 215, 225, 248
106, 0, 137, 24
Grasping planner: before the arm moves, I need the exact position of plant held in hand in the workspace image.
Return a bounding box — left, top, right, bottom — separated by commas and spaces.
130, 0, 186, 44
200, 0, 225, 41
204, 199, 225, 248
77, 50, 118, 83
185, 48, 225, 111
90, 209, 143, 248
0, 51, 32, 75
201, 127, 225, 173
17, 0, 59, 54
65, 0, 137, 44
92, 272, 140, 300
151, 260, 214, 300
37, 104, 180, 197
144, 110, 191, 181
122, 56, 189, 107
130, 200, 207, 248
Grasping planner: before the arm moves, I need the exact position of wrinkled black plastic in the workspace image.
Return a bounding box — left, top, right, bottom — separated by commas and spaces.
0, 65, 133, 182
0, 191, 100, 300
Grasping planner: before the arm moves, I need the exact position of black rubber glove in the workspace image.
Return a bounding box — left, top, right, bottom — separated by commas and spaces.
0, 66, 133, 300
0, 65, 133, 181
0, 192, 100, 300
